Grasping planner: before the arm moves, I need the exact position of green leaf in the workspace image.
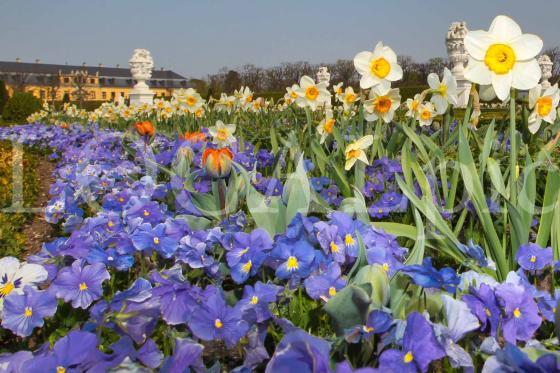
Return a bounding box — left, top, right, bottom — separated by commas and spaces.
283, 156, 311, 226
537, 169, 560, 247
351, 264, 390, 308
324, 285, 371, 336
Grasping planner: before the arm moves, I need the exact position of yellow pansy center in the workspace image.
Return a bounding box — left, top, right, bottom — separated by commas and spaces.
216, 128, 229, 141
382, 263, 390, 272
214, 319, 223, 328
251, 295, 259, 305
484, 44, 516, 75
186, 96, 197, 106
0, 282, 15, 297
345, 234, 355, 247
143, 210, 150, 217
107, 221, 114, 228
330, 241, 340, 253
79, 282, 88, 291
241, 260, 253, 273
57, 367, 66, 373
363, 325, 374, 333
305, 86, 319, 101
328, 286, 337, 297
324, 119, 335, 134
403, 351, 414, 363
287, 256, 299, 271
374, 96, 392, 113
24, 307, 33, 317
370, 57, 391, 79
513, 307, 522, 318
529, 255, 537, 263
485, 308, 492, 317
536, 96, 553, 117
153, 237, 160, 245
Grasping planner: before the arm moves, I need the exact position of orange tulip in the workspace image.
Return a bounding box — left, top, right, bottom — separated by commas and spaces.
202, 147, 233, 178
182, 131, 206, 143
134, 121, 155, 137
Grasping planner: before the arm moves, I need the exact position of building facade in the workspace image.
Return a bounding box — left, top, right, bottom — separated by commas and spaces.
0, 60, 188, 102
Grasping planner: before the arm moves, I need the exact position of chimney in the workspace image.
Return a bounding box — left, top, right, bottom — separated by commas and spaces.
82, 62, 86, 67
98, 63, 103, 68
15, 57, 21, 63
116, 64, 120, 68
35, 59, 41, 64
160, 67, 164, 71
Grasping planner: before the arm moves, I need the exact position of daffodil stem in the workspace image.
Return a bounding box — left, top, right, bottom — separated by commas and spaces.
509, 89, 518, 206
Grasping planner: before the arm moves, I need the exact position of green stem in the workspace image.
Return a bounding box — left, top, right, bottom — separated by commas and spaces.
509, 89, 518, 206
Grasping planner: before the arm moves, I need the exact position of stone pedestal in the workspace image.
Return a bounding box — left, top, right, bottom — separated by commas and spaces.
446, 22, 471, 108
129, 49, 155, 106
538, 55, 553, 89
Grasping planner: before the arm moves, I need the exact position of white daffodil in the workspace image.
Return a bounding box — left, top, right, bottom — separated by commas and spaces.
353, 41, 403, 90
344, 135, 373, 170
235, 86, 254, 110
428, 68, 458, 114
363, 85, 401, 123
295, 76, 331, 111
0, 257, 48, 310
417, 102, 437, 127
317, 110, 336, 144
284, 84, 300, 105
214, 93, 237, 113
208, 120, 236, 146
464, 15, 543, 101
333, 82, 344, 100
528, 83, 559, 134
174, 88, 204, 113
341, 87, 359, 111
405, 94, 422, 119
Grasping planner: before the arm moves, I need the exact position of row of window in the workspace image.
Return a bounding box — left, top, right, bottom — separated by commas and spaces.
34, 89, 170, 100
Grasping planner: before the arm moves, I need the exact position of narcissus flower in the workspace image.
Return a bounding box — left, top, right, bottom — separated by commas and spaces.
354, 41, 403, 90
295, 75, 330, 111
428, 68, 458, 114
464, 15, 543, 100
284, 84, 300, 105
340, 86, 359, 111
202, 147, 234, 178
405, 94, 421, 119
363, 85, 401, 123
174, 88, 204, 113
317, 110, 335, 144
417, 102, 437, 127
344, 135, 373, 170
208, 120, 236, 146
528, 84, 559, 134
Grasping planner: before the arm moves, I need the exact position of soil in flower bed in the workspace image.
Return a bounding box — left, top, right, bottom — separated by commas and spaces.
20, 156, 55, 256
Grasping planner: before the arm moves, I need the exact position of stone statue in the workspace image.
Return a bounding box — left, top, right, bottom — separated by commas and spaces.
538, 54, 553, 89
129, 49, 155, 105
446, 22, 471, 107
316, 67, 331, 87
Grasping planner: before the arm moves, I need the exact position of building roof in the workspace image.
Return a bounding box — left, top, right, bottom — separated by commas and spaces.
0, 61, 188, 89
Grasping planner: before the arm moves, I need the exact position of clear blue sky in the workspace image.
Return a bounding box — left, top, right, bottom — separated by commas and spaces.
1, 0, 559, 79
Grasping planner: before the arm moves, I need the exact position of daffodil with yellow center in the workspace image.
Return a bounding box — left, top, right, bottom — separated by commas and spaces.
363, 85, 401, 123
317, 110, 336, 144
344, 135, 373, 171
428, 68, 458, 114
354, 41, 403, 90
208, 120, 236, 146
464, 15, 543, 100
528, 83, 559, 134
417, 102, 436, 127
405, 94, 421, 119
295, 76, 330, 111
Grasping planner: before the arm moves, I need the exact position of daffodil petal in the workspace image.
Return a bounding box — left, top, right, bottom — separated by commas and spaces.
489, 15, 522, 41
509, 34, 543, 60
464, 31, 495, 60
511, 59, 541, 90
492, 72, 513, 101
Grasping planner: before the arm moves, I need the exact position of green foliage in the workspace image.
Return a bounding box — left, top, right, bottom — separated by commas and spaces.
2, 92, 42, 123
62, 92, 70, 104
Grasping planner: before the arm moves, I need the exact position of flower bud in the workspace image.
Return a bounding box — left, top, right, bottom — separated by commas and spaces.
134, 121, 155, 137
202, 148, 233, 178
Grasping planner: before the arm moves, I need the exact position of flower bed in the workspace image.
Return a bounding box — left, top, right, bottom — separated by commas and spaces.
1, 14, 560, 373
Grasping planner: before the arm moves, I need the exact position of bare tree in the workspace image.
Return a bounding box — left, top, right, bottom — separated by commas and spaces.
10, 72, 30, 93
72, 70, 90, 108
46, 74, 61, 107
543, 47, 560, 83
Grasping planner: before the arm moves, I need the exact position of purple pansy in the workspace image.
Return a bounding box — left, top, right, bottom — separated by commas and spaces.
1, 286, 57, 337
51, 260, 110, 309
304, 262, 346, 301
271, 239, 317, 280
495, 283, 542, 343
516, 243, 553, 272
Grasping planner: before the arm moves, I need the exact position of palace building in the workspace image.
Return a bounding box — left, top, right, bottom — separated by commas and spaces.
0, 59, 188, 102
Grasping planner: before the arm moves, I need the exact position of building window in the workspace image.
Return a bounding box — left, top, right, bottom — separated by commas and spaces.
90, 92, 96, 99
90, 78, 95, 84
40, 90, 46, 99
111, 92, 116, 100
64, 77, 70, 83
102, 91, 107, 100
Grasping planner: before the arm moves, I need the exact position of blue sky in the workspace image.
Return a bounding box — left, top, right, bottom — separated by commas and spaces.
1, 0, 559, 78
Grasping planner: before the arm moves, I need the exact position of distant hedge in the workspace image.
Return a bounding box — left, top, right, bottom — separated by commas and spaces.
2, 92, 42, 123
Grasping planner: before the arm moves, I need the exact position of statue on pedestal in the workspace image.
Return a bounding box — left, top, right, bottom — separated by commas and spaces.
446, 22, 471, 108
129, 49, 155, 105
538, 54, 553, 89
